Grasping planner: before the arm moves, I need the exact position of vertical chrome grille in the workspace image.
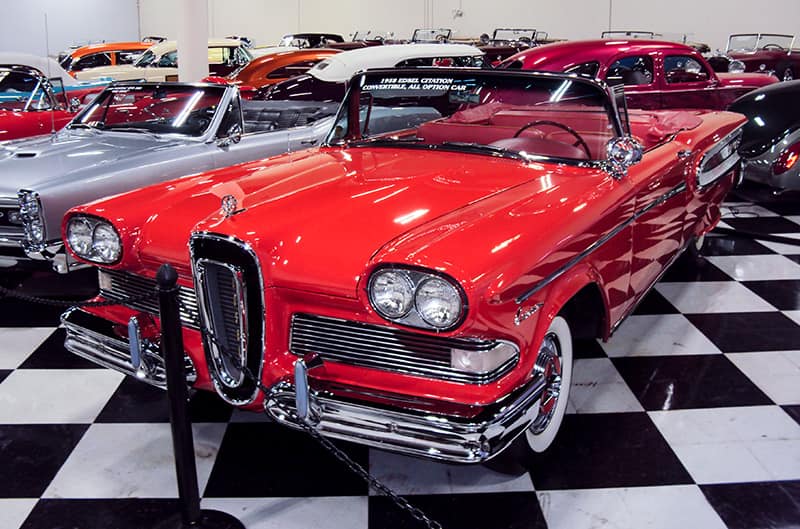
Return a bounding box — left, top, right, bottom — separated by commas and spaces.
195, 259, 248, 389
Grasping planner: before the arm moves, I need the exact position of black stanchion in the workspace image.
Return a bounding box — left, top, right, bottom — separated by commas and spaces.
155, 264, 245, 529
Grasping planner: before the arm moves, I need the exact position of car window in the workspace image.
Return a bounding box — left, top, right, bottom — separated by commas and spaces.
664, 55, 709, 83
115, 51, 141, 65
217, 95, 243, 138
157, 51, 178, 68
266, 60, 321, 79
605, 55, 654, 86
208, 47, 232, 65
565, 62, 600, 77
74, 53, 112, 71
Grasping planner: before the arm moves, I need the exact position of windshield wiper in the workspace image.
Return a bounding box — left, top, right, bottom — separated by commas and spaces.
67, 123, 96, 130
348, 136, 424, 147
102, 126, 162, 138
437, 141, 529, 161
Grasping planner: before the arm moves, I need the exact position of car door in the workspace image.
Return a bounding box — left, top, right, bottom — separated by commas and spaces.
600, 52, 660, 109
626, 144, 690, 302
659, 53, 722, 109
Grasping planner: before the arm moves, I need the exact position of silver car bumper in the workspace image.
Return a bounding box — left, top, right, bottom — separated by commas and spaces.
264, 373, 546, 463
62, 307, 196, 388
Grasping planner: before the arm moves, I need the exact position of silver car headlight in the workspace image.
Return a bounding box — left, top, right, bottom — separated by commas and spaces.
17, 189, 45, 245
65, 215, 122, 264
368, 267, 466, 330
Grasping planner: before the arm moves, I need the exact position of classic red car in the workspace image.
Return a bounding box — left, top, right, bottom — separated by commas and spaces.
712, 33, 800, 81
62, 69, 745, 465
499, 39, 777, 110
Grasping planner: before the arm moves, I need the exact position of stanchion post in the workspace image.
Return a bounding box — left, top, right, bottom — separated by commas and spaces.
156, 264, 245, 529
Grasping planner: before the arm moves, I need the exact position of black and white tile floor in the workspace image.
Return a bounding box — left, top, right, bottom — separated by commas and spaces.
1, 184, 799, 529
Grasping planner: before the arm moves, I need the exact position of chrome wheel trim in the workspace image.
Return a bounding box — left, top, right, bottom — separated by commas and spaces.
524, 315, 573, 453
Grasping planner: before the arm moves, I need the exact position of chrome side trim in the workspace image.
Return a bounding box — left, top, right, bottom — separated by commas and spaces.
61, 307, 197, 388
516, 181, 688, 303
265, 372, 547, 463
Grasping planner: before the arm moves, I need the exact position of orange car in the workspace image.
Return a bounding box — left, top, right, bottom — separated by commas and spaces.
59, 41, 154, 76
227, 48, 340, 89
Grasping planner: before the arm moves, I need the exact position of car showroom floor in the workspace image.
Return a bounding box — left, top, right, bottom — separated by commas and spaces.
0, 183, 799, 529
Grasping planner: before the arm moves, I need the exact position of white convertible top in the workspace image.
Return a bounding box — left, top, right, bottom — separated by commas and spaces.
144, 38, 245, 57
308, 43, 483, 82
0, 52, 79, 85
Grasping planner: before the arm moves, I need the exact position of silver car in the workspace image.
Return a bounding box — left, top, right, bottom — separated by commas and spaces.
0, 81, 339, 272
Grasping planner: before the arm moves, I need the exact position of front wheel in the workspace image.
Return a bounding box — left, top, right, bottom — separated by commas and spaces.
485, 315, 573, 474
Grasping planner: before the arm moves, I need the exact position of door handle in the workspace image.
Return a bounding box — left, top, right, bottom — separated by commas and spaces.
677, 149, 693, 159
300, 139, 318, 145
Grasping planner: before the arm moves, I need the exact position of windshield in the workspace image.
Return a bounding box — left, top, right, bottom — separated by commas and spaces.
601, 31, 655, 40
728, 34, 795, 52
411, 29, 452, 43
134, 49, 157, 67
492, 29, 536, 43
329, 70, 619, 163
0, 70, 49, 111
71, 83, 225, 136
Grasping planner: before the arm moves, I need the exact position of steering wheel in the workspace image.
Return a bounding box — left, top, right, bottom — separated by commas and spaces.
762, 43, 785, 50
513, 120, 592, 159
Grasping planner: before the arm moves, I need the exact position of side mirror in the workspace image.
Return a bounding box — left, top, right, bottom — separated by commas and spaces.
605, 136, 643, 179
217, 123, 242, 148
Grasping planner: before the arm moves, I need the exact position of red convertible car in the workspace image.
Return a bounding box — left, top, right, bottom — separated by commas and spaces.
61, 69, 745, 465
499, 39, 777, 109
711, 34, 800, 81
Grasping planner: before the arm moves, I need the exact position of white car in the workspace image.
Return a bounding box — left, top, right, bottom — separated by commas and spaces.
74, 38, 252, 82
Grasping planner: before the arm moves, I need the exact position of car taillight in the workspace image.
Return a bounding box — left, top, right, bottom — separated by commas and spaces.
773, 141, 800, 175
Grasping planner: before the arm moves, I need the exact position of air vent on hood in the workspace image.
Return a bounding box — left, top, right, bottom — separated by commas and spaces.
15, 152, 36, 158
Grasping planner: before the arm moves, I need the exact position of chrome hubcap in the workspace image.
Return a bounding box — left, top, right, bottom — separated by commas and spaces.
530, 333, 562, 435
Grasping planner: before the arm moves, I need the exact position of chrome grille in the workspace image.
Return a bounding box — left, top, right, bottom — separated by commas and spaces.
0, 196, 23, 247
98, 269, 200, 329
290, 314, 517, 384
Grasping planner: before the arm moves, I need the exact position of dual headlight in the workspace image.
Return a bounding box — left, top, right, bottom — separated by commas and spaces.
65, 215, 122, 264
368, 267, 466, 331
17, 190, 45, 246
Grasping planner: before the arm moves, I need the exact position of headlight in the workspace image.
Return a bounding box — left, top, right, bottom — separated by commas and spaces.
17, 190, 45, 245
368, 267, 465, 331
728, 59, 745, 73
65, 215, 122, 264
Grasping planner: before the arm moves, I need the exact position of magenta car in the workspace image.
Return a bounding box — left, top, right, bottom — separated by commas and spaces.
499, 39, 778, 110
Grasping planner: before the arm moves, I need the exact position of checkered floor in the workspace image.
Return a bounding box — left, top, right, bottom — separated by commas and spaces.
1, 183, 799, 529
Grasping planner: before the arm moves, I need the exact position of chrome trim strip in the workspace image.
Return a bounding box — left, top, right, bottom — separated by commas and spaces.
61, 307, 197, 388
265, 373, 547, 463
516, 181, 688, 303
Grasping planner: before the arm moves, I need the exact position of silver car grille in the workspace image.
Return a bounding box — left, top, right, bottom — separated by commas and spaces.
290, 313, 516, 384
98, 269, 201, 329
0, 197, 23, 247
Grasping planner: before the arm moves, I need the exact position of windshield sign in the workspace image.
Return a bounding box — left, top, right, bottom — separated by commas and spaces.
330, 71, 617, 163
72, 84, 225, 136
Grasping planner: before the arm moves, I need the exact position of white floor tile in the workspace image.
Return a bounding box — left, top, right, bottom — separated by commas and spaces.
602, 314, 721, 357
567, 358, 643, 414
0, 327, 56, 369
201, 497, 368, 529
787, 215, 800, 227
707, 255, 800, 281
656, 281, 776, 313
0, 369, 123, 423
784, 310, 800, 326
756, 233, 800, 255
721, 204, 780, 218
0, 498, 37, 529
537, 485, 727, 529
649, 406, 800, 484
367, 450, 534, 495
44, 423, 226, 498
726, 351, 800, 405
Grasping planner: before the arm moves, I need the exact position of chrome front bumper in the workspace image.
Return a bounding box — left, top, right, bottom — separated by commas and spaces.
264, 374, 546, 463
62, 308, 197, 388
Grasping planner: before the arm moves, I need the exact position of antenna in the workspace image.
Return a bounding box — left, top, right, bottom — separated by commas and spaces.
44, 13, 57, 138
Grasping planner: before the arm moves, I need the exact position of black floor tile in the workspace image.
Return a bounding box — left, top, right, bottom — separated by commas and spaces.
724, 216, 800, 235
787, 255, 800, 267
782, 405, 800, 427
526, 412, 692, 490
632, 289, 679, 315
0, 424, 88, 497
573, 338, 608, 359
370, 491, 547, 529
701, 480, 800, 529
702, 233, 775, 256
742, 280, 800, 310
0, 298, 64, 327
660, 255, 733, 282
95, 378, 233, 423
17, 329, 99, 369
0, 369, 10, 384
21, 498, 181, 529
203, 422, 369, 497
613, 355, 772, 410
687, 312, 800, 353
757, 199, 800, 216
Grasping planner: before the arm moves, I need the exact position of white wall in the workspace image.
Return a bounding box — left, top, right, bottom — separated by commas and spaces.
0, 0, 139, 57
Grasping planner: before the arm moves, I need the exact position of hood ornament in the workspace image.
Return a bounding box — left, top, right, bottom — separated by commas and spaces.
220, 194, 244, 218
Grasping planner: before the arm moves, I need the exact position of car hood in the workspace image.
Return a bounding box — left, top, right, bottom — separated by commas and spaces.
0, 131, 187, 196
75, 65, 173, 81
88, 147, 574, 298
717, 72, 778, 87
